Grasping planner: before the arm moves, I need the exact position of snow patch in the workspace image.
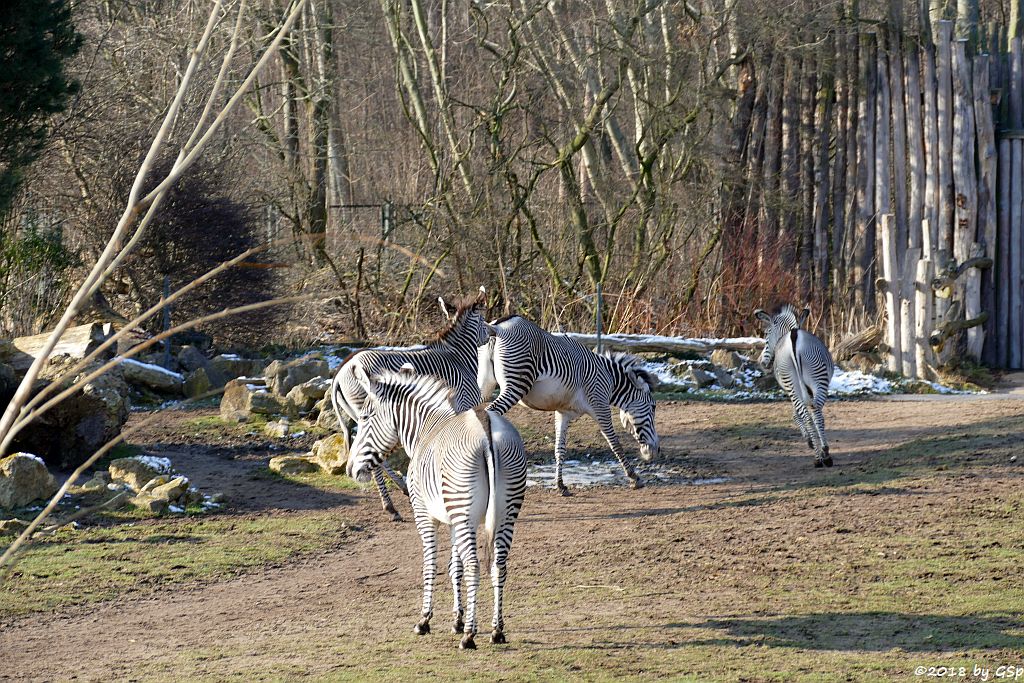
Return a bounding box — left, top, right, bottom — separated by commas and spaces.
133, 455, 172, 473
119, 357, 184, 380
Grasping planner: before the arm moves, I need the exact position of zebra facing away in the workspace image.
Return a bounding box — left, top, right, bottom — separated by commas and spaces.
346, 368, 527, 650
754, 304, 836, 468
478, 315, 660, 493
330, 294, 489, 521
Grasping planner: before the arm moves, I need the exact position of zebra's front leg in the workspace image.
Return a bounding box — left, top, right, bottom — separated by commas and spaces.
413, 512, 438, 635
450, 521, 479, 650
592, 404, 642, 489
372, 467, 402, 521
553, 411, 578, 496
380, 459, 409, 496
448, 528, 465, 634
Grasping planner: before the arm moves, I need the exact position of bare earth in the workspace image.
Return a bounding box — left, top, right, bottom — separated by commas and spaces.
2, 394, 1023, 682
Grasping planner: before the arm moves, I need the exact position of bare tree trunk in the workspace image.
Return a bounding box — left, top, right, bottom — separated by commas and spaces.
854, 32, 877, 314
780, 56, 800, 269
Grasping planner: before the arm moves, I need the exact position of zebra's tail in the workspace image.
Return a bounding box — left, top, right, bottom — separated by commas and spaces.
477, 408, 498, 572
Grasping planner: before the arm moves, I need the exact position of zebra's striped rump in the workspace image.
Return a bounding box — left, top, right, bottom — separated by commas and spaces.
347, 368, 527, 649
754, 304, 836, 467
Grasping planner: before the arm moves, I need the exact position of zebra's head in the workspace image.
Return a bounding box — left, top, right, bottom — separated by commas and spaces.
754, 304, 810, 369
606, 352, 661, 461
346, 366, 457, 484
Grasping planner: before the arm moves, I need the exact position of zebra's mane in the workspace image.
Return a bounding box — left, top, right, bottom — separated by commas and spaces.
374, 369, 458, 415
601, 350, 657, 389
427, 292, 484, 346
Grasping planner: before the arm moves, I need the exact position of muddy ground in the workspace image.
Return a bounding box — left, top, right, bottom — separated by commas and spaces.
2, 393, 1023, 681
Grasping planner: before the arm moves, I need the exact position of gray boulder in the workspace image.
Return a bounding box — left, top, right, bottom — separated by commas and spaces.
109, 455, 172, 491
710, 349, 746, 370
15, 357, 130, 469
210, 354, 265, 383
286, 377, 331, 414
682, 366, 717, 389
315, 397, 341, 431
0, 453, 58, 510
265, 357, 330, 397
121, 358, 183, 394
269, 455, 319, 476
220, 378, 283, 422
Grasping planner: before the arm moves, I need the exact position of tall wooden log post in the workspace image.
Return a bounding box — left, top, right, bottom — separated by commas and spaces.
1010, 38, 1024, 368
915, 253, 934, 378
880, 214, 902, 372
952, 40, 980, 357
973, 54, 997, 364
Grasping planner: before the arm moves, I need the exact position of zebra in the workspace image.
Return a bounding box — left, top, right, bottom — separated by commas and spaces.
346, 368, 527, 650
754, 304, 836, 468
330, 294, 489, 520
478, 315, 660, 493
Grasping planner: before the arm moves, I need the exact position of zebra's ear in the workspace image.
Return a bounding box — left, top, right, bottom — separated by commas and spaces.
754, 309, 772, 325
356, 367, 379, 397
798, 307, 811, 327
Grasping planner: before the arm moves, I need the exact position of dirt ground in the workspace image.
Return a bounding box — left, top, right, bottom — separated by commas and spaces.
2, 393, 1024, 681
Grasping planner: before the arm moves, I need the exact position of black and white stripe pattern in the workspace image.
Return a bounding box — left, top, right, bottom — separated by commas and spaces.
346, 369, 527, 650
330, 297, 489, 520
755, 304, 836, 467
478, 315, 659, 493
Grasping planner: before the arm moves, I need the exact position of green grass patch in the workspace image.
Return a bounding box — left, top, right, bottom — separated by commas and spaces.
0, 513, 355, 617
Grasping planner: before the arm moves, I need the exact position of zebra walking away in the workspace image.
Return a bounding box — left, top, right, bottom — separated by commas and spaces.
754, 304, 836, 467
478, 315, 659, 493
331, 294, 490, 520
346, 368, 527, 650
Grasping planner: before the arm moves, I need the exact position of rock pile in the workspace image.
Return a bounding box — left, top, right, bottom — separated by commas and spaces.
661, 351, 779, 393
102, 454, 224, 515
219, 354, 338, 424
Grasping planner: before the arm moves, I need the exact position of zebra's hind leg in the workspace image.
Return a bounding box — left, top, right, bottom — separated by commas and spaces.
448, 528, 465, 634
450, 522, 479, 650
792, 399, 824, 467
792, 403, 813, 450
553, 411, 577, 496
372, 467, 402, 521
413, 514, 438, 635
811, 400, 832, 467
592, 405, 642, 489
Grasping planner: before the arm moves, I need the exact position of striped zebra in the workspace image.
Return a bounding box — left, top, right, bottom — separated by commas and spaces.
478, 315, 660, 493
330, 295, 489, 520
346, 368, 527, 650
754, 304, 836, 468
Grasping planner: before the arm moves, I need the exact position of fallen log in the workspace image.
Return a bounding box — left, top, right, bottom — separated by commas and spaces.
561, 333, 764, 355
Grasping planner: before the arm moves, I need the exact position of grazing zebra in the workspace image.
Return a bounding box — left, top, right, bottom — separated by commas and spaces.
478, 315, 660, 493
330, 294, 489, 520
346, 368, 527, 650
754, 304, 836, 468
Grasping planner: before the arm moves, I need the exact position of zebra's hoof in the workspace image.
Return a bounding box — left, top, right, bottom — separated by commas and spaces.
490, 630, 507, 645
630, 477, 644, 490
459, 634, 477, 650
389, 511, 403, 522
452, 619, 464, 634
557, 485, 572, 497
414, 621, 431, 636
823, 456, 834, 467
814, 459, 824, 468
